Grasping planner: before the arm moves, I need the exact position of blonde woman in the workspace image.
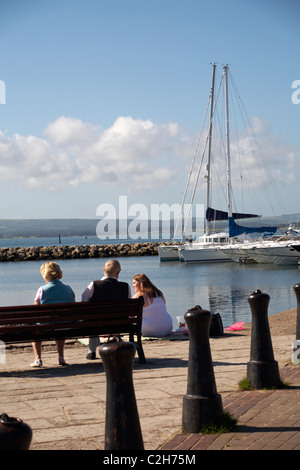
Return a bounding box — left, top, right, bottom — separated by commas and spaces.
32, 262, 75, 367
132, 274, 173, 337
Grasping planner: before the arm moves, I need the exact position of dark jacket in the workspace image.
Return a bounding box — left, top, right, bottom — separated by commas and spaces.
90, 278, 130, 302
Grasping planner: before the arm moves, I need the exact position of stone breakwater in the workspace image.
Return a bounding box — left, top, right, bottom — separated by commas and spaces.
0, 242, 177, 262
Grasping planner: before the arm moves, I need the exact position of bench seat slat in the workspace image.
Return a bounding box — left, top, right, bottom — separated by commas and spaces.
0, 325, 140, 343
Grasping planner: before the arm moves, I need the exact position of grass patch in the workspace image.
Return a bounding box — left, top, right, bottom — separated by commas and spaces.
200, 411, 237, 434
238, 377, 254, 391
238, 376, 290, 390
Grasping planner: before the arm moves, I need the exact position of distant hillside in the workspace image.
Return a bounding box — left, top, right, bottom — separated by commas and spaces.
0, 219, 98, 238
0, 214, 299, 239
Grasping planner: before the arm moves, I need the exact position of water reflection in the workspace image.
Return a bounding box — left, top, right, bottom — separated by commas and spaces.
156, 260, 300, 328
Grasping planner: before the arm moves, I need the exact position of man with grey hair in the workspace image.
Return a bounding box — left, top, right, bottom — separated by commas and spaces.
81, 259, 131, 359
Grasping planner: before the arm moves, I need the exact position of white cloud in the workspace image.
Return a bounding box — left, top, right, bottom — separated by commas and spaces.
0, 116, 192, 192
0, 130, 80, 191
0, 115, 298, 198
44, 116, 99, 146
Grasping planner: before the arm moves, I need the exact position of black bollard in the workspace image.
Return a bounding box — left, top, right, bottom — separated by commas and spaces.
293, 283, 300, 340
182, 306, 223, 433
247, 290, 281, 389
0, 414, 32, 450
292, 284, 300, 364
100, 339, 144, 450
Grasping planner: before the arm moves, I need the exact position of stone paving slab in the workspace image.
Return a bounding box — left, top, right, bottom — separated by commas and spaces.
0, 332, 298, 450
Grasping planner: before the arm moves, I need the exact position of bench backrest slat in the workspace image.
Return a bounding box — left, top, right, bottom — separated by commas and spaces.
0, 311, 140, 325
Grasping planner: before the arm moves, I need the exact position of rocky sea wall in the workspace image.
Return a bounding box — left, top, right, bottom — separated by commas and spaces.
0, 242, 178, 262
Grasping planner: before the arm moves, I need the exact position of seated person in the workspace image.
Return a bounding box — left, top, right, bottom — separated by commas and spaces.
81, 259, 131, 360
132, 273, 173, 337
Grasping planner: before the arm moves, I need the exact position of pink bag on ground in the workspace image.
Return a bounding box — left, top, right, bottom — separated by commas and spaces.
225, 321, 244, 331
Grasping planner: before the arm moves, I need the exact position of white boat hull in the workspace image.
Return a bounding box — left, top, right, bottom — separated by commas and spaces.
241, 246, 274, 264
268, 243, 300, 265
179, 246, 232, 263
158, 245, 181, 261
228, 241, 300, 266
219, 245, 257, 263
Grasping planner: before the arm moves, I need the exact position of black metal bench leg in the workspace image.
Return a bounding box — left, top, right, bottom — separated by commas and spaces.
129, 332, 146, 363
136, 334, 146, 363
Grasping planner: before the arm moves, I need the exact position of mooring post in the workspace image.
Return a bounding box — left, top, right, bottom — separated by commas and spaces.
292, 283, 300, 364
293, 283, 300, 340
0, 414, 32, 450
247, 290, 281, 389
100, 340, 144, 450
182, 306, 223, 433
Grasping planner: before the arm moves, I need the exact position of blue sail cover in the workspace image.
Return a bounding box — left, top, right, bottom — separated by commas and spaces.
206, 207, 261, 222
229, 217, 277, 238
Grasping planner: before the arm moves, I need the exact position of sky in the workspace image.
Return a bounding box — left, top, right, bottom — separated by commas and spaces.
0, 0, 299, 221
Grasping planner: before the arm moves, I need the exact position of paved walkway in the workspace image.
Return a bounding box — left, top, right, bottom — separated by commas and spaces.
0, 330, 299, 451
160, 365, 300, 451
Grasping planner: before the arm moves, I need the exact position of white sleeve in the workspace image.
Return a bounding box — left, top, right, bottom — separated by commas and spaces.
81, 282, 94, 301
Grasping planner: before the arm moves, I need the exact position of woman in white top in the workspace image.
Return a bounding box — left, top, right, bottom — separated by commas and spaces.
132, 274, 173, 337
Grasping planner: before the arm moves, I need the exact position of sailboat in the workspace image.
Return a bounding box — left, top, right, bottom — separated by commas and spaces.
158, 64, 230, 262
158, 64, 235, 262
176, 64, 277, 263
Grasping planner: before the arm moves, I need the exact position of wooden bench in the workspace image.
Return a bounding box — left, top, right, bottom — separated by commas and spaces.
0, 297, 146, 363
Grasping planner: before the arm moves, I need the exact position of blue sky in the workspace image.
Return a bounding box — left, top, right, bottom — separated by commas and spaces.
0, 0, 299, 220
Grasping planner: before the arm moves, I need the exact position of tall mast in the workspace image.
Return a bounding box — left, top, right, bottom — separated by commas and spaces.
224, 64, 232, 219
205, 63, 216, 236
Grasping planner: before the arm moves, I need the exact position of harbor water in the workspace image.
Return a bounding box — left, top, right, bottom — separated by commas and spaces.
0, 236, 300, 329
